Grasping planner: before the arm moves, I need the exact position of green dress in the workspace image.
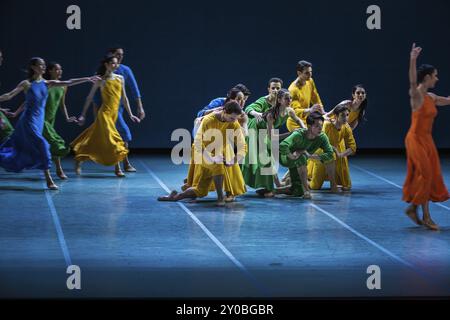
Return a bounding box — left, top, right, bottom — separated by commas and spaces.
241, 112, 288, 191
43, 87, 70, 157
279, 128, 334, 196
0, 110, 14, 143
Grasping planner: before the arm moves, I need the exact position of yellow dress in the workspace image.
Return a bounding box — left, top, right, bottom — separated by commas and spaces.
71, 76, 128, 166
287, 78, 322, 131
348, 109, 360, 128
308, 121, 356, 189
189, 113, 247, 198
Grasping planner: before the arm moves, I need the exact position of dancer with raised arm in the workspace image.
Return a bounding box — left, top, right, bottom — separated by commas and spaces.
403, 43, 450, 231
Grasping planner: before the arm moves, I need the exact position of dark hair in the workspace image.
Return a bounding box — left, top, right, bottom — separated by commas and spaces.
96, 54, 117, 76
306, 112, 324, 126
296, 60, 312, 73
225, 88, 243, 103
108, 46, 123, 55
223, 101, 242, 115
333, 104, 349, 116
262, 88, 290, 122
268, 77, 283, 87
352, 84, 368, 124
417, 64, 436, 84
27, 57, 44, 80
233, 83, 251, 96
44, 61, 60, 80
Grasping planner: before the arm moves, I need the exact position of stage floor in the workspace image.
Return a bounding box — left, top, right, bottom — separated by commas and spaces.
1, 154, 449, 298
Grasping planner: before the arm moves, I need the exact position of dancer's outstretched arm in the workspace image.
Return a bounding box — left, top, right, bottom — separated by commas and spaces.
409, 43, 423, 111
47, 76, 100, 88
60, 87, 78, 123
0, 80, 28, 102
287, 107, 306, 129
121, 77, 140, 123
428, 93, 450, 106
77, 81, 101, 125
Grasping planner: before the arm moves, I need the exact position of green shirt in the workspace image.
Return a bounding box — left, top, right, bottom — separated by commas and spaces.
279, 128, 334, 168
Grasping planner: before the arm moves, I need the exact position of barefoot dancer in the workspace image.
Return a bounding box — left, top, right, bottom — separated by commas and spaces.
43, 62, 79, 179
241, 89, 305, 197
71, 54, 141, 177
158, 101, 247, 206
308, 104, 356, 191
0, 57, 98, 189
403, 43, 450, 230
277, 112, 335, 199
93, 47, 146, 173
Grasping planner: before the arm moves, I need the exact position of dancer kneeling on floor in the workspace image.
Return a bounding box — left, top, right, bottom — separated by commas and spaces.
158, 101, 247, 206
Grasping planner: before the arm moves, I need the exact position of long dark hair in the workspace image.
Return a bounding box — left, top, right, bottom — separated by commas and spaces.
27, 57, 44, 80
352, 84, 368, 124
43, 61, 60, 80
225, 88, 242, 103
96, 53, 116, 77
262, 88, 290, 122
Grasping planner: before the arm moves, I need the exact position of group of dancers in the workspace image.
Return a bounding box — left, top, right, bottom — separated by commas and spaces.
158, 61, 366, 203
0, 47, 146, 189
158, 45, 450, 231
0, 44, 449, 231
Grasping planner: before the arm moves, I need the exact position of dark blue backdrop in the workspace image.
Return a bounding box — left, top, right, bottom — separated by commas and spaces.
1, 0, 450, 148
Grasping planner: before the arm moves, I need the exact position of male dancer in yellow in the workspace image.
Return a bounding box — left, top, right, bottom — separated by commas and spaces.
287, 60, 324, 131
158, 101, 247, 206
308, 104, 356, 191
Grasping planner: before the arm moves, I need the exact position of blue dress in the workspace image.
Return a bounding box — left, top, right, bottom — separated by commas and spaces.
93, 64, 141, 143
0, 80, 52, 172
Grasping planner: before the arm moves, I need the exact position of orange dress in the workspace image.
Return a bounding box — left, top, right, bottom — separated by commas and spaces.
403, 94, 449, 205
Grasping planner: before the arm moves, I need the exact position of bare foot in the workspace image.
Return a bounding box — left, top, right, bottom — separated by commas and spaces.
341, 187, 351, 192
57, 170, 68, 180
124, 164, 137, 172
303, 191, 312, 199
224, 195, 235, 202
405, 206, 423, 226
47, 181, 59, 190
158, 190, 178, 201
423, 219, 439, 231
264, 192, 274, 198
115, 169, 126, 178
181, 183, 190, 192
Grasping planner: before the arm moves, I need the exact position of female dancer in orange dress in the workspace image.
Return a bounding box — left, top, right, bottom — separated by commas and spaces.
403, 43, 450, 230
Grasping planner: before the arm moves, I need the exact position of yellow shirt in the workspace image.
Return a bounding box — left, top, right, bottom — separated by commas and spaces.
287, 78, 322, 131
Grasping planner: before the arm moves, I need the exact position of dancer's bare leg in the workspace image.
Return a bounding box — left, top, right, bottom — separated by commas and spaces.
298, 165, 311, 199
123, 142, 137, 172
44, 169, 58, 190
325, 161, 340, 193
54, 157, 68, 180
421, 202, 439, 231
75, 160, 82, 175
158, 188, 197, 201
115, 163, 125, 177
405, 204, 422, 226
213, 175, 225, 206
